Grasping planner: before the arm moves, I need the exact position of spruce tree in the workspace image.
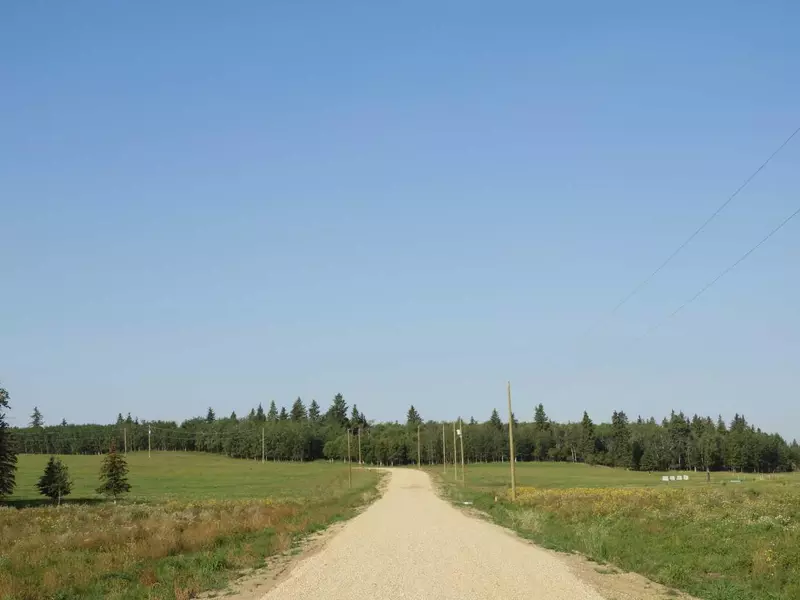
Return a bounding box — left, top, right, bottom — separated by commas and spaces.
0, 384, 17, 498
266, 401, 278, 422
534, 404, 549, 430
206, 407, 215, 423
308, 400, 321, 423
326, 394, 349, 427
30, 406, 44, 428
278, 406, 288, 421
290, 397, 307, 421
488, 409, 502, 430
256, 403, 266, 421
406, 405, 422, 426
97, 443, 131, 503
37, 456, 72, 505
580, 411, 596, 462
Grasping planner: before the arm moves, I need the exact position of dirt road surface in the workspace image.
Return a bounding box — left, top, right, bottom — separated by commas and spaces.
259, 468, 605, 600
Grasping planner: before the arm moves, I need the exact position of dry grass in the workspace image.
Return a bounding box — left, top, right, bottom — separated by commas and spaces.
442, 469, 800, 600
0, 455, 382, 600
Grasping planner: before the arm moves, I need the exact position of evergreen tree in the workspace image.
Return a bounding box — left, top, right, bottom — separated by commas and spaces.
610, 410, 632, 468
266, 401, 278, 422
469, 416, 477, 425
229, 411, 237, 421
291, 397, 307, 421
247, 408, 256, 421
116, 413, 124, 425
488, 409, 502, 430
60, 418, 68, 426
350, 404, 367, 428
30, 406, 44, 428
326, 394, 349, 427
206, 407, 215, 423
580, 411, 596, 462
534, 404, 549, 430
278, 406, 289, 421
256, 403, 267, 421
97, 443, 131, 503
406, 405, 422, 426
36, 456, 72, 505
716, 415, 727, 434
308, 400, 321, 423
0, 384, 17, 498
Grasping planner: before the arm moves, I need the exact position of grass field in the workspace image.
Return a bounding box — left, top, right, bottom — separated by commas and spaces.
434, 462, 800, 600
0, 452, 381, 600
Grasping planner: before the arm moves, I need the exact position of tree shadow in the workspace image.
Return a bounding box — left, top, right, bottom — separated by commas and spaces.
1, 497, 108, 509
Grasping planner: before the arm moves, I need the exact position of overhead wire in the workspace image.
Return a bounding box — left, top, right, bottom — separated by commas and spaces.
584, 125, 800, 335
641, 204, 800, 338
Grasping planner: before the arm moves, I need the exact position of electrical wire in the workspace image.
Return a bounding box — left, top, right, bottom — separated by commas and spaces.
588, 125, 800, 332
641, 204, 800, 337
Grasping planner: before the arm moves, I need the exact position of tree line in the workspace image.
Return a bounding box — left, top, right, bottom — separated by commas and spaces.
2, 382, 798, 499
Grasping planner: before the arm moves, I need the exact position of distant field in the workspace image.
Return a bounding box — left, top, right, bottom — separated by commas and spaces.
443, 460, 798, 491
435, 462, 800, 600
1, 453, 381, 600
9, 452, 365, 503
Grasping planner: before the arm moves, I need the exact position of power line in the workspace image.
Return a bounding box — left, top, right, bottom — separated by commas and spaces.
642, 204, 800, 338
600, 125, 800, 323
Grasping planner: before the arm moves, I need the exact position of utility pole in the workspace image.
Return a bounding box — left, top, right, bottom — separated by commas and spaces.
261, 427, 265, 463
507, 381, 517, 501
442, 423, 447, 474
123, 427, 127, 455
452, 422, 458, 481
148, 426, 151, 459
347, 429, 353, 488
358, 427, 362, 466
459, 418, 465, 485
417, 424, 421, 468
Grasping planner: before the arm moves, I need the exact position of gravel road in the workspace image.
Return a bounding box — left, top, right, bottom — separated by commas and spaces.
260, 468, 605, 600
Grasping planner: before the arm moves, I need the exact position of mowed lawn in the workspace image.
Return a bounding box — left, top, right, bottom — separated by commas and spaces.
9, 452, 365, 503
436, 462, 800, 600
1, 453, 381, 600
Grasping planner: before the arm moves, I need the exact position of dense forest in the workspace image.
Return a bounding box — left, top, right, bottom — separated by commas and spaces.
5, 391, 798, 474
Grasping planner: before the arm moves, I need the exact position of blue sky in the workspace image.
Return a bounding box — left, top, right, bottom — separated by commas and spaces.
1, 2, 798, 438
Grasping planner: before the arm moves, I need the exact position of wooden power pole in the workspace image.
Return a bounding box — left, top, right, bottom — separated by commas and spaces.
507, 381, 517, 501
347, 429, 353, 488
417, 424, 421, 468
459, 418, 465, 485
442, 423, 447, 474
452, 422, 458, 480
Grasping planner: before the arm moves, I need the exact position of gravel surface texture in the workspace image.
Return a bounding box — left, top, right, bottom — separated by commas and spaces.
260, 468, 605, 600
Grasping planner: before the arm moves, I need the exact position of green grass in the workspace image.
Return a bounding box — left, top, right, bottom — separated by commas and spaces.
442, 460, 796, 491
9, 452, 367, 503
1, 453, 381, 600
433, 462, 800, 600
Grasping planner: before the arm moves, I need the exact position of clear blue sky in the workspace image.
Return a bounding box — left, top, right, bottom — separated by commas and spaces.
2, 2, 798, 438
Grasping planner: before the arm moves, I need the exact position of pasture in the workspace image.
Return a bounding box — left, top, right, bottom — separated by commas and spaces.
0, 452, 381, 600
436, 462, 800, 600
